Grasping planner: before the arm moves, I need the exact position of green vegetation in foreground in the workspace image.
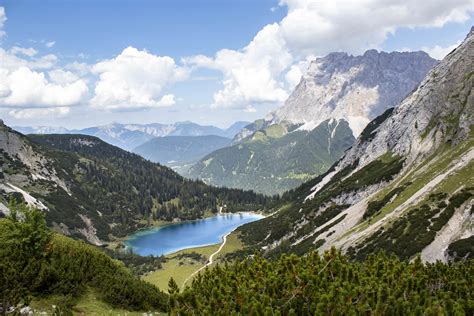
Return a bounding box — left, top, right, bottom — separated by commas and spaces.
144, 232, 244, 291
30, 289, 161, 316
171, 248, 474, 315
0, 203, 167, 314
1, 202, 472, 314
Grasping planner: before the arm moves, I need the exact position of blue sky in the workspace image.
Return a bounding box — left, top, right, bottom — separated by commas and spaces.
0, 0, 473, 128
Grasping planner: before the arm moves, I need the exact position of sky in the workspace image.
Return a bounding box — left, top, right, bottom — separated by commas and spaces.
0, 0, 473, 129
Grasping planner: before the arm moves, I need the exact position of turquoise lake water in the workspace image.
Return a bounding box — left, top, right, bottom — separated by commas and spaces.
124, 212, 263, 256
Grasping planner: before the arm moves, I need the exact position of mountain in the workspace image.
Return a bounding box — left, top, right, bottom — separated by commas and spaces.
0, 123, 270, 245
186, 120, 355, 195
237, 28, 474, 262
13, 121, 250, 151
133, 135, 232, 170
266, 49, 438, 137
188, 50, 437, 195
222, 121, 251, 138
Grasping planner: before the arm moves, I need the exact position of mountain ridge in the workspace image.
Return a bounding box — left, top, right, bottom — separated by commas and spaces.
133, 134, 232, 170
190, 49, 437, 195
14, 121, 250, 151
237, 28, 473, 262
0, 123, 270, 244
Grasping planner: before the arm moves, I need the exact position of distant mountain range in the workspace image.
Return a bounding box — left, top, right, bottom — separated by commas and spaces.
14, 121, 249, 151
189, 50, 438, 195
0, 122, 268, 245
133, 135, 232, 171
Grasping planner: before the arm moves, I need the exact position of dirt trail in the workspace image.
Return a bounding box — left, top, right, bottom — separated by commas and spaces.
182, 231, 231, 287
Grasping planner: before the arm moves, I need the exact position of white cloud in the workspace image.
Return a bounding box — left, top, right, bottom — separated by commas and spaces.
278, 0, 474, 56
244, 105, 257, 113
9, 106, 70, 119
48, 69, 81, 84
185, 23, 292, 109
0, 67, 88, 107
0, 48, 58, 71
285, 65, 303, 90
155, 94, 176, 107
45, 41, 55, 48
186, 0, 474, 110
91, 46, 188, 110
10, 46, 38, 57
0, 7, 87, 120
422, 41, 462, 59
0, 7, 6, 38
284, 56, 315, 90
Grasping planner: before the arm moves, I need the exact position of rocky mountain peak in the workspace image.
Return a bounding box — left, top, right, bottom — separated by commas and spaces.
266, 49, 438, 137
339, 25, 473, 169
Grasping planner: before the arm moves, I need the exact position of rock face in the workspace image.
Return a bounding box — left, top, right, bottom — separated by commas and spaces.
266, 50, 438, 137
194, 50, 437, 195
238, 28, 473, 262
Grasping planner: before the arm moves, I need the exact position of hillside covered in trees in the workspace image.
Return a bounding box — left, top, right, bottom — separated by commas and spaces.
0, 203, 168, 314
0, 122, 273, 244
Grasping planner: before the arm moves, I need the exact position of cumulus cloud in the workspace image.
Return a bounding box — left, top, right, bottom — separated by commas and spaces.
45, 41, 55, 48
422, 41, 462, 59
186, 0, 474, 109
9, 106, 70, 119
0, 48, 58, 71
0, 7, 88, 120
0, 47, 86, 117
185, 24, 292, 109
91, 47, 188, 110
0, 67, 88, 107
278, 0, 474, 56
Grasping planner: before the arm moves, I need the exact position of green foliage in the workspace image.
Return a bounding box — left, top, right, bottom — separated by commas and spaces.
364, 182, 412, 220
102, 248, 165, 276
0, 203, 168, 313
354, 188, 473, 260
27, 134, 272, 240
173, 249, 474, 315
448, 236, 474, 261
238, 154, 405, 254
187, 119, 355, 195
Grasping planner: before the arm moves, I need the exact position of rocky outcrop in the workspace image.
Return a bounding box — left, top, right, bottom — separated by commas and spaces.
238, 28, 473, 262
267, 50, 437, 137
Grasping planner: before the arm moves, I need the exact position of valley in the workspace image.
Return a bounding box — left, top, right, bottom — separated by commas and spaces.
0, 2, 473, 313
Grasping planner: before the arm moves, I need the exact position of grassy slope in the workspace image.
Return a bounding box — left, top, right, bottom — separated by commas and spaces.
30, 290, 161, 316
144, 232, 243, 291
187, 120, 355, 195
347, 133, 474, 237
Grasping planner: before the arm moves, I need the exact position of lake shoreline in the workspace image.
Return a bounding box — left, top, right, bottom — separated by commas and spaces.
123, 211, 264, 257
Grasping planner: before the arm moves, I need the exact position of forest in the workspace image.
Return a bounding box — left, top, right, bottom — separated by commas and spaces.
27, 134, 274, 239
